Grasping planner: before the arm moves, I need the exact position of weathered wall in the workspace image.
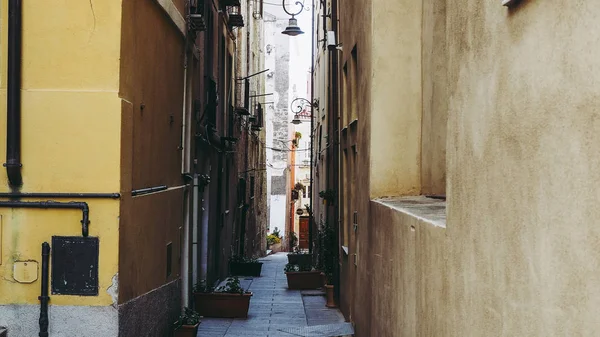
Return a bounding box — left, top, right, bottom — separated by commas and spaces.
369, 0, 422, 198
420, 0, 447, 196
0, 0, 122, 334
338, 0, 600, 336
445, 0, 600, 335
117, 0, 185, 315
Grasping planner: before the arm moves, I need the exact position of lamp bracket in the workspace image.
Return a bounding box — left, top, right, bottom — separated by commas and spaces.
282, 0, 305, 17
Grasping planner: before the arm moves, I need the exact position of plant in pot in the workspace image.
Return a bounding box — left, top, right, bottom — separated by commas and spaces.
229, 255, 263, 277
287, 247, 312, 265
284, 263, 322, 290
267, 229, 282, 252
319, 221, 337, 307
193, 277, 253, 318
288, 230, 298, 251
319, 189, 336, 206
173, 307, 201, 337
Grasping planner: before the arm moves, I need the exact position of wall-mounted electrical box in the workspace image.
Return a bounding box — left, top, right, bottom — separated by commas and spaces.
51, 236, 99, 296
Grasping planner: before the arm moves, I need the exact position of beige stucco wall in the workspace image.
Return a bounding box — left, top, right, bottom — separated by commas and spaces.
369, 0, 422, 198
421, 0, 447, 196
335, 0, 600, 336
445, 0, 600, 335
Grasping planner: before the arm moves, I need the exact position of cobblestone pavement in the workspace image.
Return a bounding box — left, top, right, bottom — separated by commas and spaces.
197, 253, 348, 337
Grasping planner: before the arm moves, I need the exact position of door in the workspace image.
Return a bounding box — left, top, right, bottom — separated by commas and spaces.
299, 216, 309, 249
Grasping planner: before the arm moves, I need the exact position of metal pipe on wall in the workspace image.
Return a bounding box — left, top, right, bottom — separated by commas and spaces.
199, 180, 210, 281
5, 0, 23, 188
0, 192, 120, 199
330, 0, 341, 304
38, 242, 50, 337
131, 185, 168, 196
308, 0, 316, 254
0, 201, 91, 237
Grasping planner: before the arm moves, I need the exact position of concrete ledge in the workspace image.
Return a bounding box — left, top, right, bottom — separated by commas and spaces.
373, 196, 446, 228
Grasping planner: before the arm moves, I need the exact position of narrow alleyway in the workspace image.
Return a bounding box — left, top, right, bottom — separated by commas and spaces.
198, 253, 352, 337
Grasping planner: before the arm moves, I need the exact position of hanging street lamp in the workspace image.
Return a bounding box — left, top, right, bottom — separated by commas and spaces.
289, 97, 318, 124
281, 0, 306, 36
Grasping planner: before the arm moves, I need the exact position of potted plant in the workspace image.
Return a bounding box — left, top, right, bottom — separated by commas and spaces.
267, 228, 282, 252
294, 182, 305, 193
193, 277, 253, 318
287, 248, 312, 265
319, 189, 336, 205
284, 263, 322, 290
229, 255, 263, 277
318, 221, 337, 308
173, 307, 200, 337
288, 231, 298, 251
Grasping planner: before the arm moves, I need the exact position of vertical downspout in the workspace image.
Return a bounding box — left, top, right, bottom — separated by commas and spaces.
200, 179, 210, 281
180, 5, 191, 306
38, 242, 50, 337
308, 0, 316, 254
330, 0, 341, 305
5, 0, 24, 188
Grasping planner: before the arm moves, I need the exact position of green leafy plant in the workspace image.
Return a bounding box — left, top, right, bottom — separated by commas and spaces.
294, 182, 305, 191
173, 307, 200, 330
295, 131, 302, 140
319, 189, 336, 204
318, 221, 336, 284
284, 263, 313, 273
215, 276, 245, 294
284, 263, 299, 272
193, 280, 214, 293
267, 234, 281, 245
289, 231, 298, 248
229, 255, 258, 263
272, 227, 281, 238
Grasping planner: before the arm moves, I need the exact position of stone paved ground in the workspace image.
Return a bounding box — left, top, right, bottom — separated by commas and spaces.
197, 253, 348, 337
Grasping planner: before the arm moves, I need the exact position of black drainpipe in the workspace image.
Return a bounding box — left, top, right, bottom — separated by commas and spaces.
0, 192, 120, 199
5, 0, 23, 188
38, 242, 50, 337
0, 201, 91, 237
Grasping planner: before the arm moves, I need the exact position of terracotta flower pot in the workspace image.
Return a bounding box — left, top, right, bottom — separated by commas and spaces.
325, 285, 336, 308
194, 292, 252, 318
174, 323, 199, 337
229, 262, 263, 276
285, 271, 322, 290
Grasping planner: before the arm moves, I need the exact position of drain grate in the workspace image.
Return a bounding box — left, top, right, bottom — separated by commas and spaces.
277, 323, 354, 337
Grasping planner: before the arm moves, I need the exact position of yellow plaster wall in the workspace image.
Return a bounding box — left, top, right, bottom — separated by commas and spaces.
0, 0, 122, 306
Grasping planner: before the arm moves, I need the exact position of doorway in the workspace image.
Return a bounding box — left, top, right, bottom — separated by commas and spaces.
299, 216, 309, 249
